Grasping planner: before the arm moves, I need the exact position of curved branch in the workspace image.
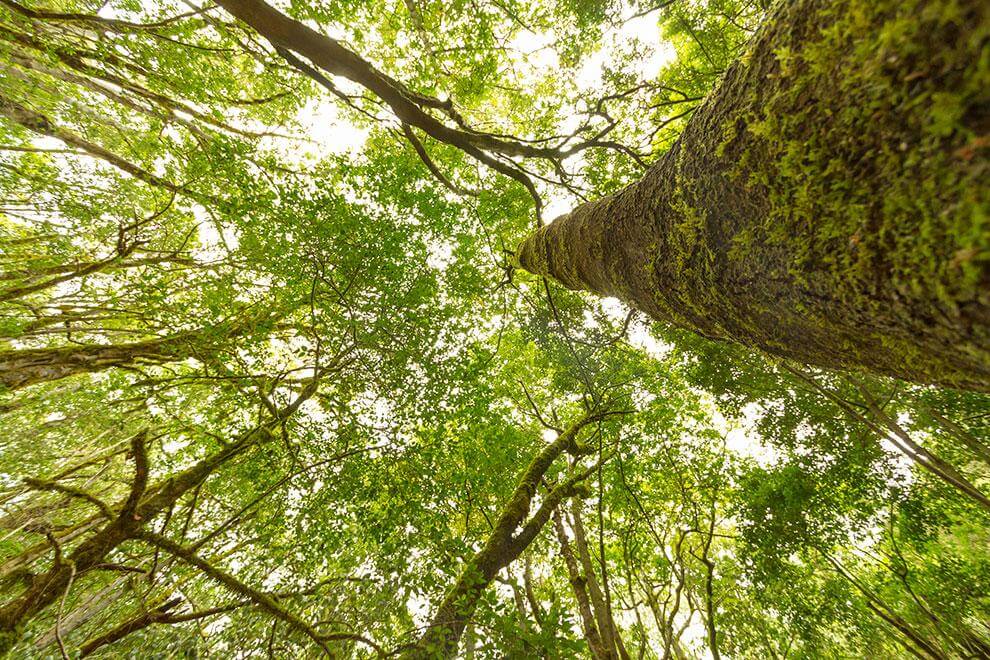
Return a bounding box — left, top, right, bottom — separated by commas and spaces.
136, 530, 383, 655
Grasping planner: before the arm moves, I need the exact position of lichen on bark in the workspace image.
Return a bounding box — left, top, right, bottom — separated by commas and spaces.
517, 0, 990, 392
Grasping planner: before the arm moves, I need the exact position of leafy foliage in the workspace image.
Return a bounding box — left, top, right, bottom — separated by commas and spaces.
0, 0, 987, 657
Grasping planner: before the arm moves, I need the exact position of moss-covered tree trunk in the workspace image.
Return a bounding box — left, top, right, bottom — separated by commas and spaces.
0, 319, 259, 391
517, 0, 990, 392
407, 412, 610, 658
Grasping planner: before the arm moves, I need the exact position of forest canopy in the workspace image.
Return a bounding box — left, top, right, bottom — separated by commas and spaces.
0, 0, 988, 658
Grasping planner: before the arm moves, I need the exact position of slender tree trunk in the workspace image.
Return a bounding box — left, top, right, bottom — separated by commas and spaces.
517, 0, 990, 392
0, 254, 194, 304
789, 367, 990, 511
553, 508, 609, 659
522, 557, 544, 628
921, 405, 990, 467
33, 576, 130, 650
697, 515, 721, 660
820, 551, 947, 660
569, 500, 626, 659
77, 597, 182, 658
0, 94, 179, 193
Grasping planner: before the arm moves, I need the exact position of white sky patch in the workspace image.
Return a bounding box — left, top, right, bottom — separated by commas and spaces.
28, 135, 65, 151
146, 397, 164, 416
152, 152, 177, 179
620, 9, 678, 80
506, 28, 560, 72
576, 8, 676, 91
193, 202, 240, 263
426, 240, 455, 270
880, 412, 919, 489
542, 193, 573, 221
263, 567, 289, 590
629, 323, 673, 359
293, 97, 371, 158
723, 402, 779, 467
574, 47, 609, 91
599, 297, 628, 321
507, 5, 675, 94
203, 615, 231, 638
406, 590, 431, 628
162, 436, 191, 454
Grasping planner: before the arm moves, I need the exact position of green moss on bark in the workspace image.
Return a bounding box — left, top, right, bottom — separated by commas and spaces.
518, 0, 990, 391
722, 0, 990, 382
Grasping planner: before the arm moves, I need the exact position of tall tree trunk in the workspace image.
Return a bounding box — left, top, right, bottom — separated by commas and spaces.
568, 500, 627, 659
517, 0, 990, 392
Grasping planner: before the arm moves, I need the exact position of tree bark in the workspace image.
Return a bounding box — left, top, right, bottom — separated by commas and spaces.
517, 0, 990, 392
568, 500, 626, 659
0, 334, 202, 390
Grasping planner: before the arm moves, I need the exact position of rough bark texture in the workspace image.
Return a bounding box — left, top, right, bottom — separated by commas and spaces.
0, 335, 198, 390
517, 0, 990, 392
